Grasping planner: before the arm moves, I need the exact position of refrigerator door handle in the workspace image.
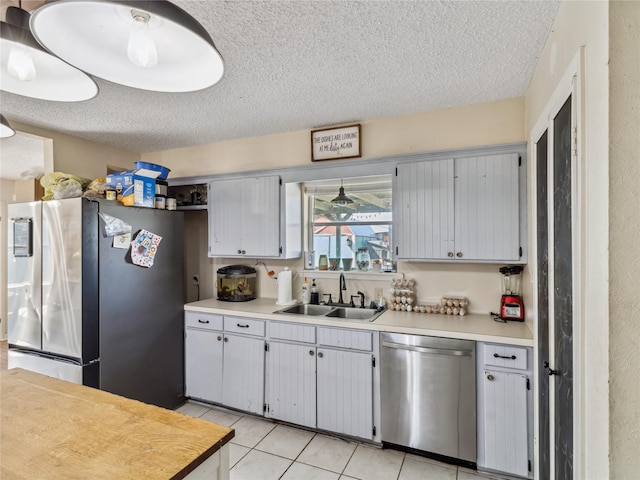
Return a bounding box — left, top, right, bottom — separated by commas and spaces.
9, 347, 84, 366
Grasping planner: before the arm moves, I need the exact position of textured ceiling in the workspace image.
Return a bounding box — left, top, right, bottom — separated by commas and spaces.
0, 0, 560, 155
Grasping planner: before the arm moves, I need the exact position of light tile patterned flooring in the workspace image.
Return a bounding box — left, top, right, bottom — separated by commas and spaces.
176, 401, 506, 480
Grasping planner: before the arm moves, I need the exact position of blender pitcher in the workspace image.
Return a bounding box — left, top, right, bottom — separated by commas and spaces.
499, 266, 525, 321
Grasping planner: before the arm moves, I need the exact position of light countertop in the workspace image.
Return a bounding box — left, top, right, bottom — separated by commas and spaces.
185, 298, 533, 346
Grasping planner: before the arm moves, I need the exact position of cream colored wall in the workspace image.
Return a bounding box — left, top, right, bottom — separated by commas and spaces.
142, 98, 525, 177
525, 0, 610, 477
10, 121, 139, 180
608, 1, 640, 477
0, 179, 14, 339
151, 99, 526, 323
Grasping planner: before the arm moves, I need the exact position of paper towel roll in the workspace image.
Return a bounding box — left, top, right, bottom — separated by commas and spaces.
276, 268, 293, 305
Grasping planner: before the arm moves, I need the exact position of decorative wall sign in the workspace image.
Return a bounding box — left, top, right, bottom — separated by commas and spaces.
311, 124, 361, 161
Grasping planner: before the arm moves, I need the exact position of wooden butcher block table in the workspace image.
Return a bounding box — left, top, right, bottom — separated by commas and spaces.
0, 369, 234, 480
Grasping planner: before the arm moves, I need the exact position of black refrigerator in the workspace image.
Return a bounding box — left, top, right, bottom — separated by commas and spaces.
7, 197, 185, 409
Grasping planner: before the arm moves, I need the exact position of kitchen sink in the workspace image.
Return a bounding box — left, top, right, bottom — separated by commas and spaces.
276, 304, 335, 316
274, 304, 383, 322
326, 307, 379, 320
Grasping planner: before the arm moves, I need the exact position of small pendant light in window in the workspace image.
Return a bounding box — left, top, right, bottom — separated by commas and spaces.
331, 179, 353, 205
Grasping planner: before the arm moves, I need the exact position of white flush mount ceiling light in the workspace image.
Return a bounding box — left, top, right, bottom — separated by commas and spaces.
0, 6, 98, 101
1, 114, 17, 138
30, 0, 225, 93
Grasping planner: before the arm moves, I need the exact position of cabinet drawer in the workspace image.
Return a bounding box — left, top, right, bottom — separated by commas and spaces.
224, 316, 266, 336
482, 344, 528, 370
269, 322, 316, 343
185, 311, 223, 331
317, 327, 372, 351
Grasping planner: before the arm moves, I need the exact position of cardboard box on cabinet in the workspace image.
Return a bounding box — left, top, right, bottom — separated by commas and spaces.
106, 170, 156, 208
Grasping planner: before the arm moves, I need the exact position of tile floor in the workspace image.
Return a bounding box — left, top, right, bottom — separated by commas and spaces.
176, 401, 506, 480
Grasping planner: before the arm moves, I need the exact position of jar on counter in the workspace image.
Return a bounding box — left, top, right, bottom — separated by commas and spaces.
356, 247, 371, 271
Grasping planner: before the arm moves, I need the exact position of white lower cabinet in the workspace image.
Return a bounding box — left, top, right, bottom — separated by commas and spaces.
316, 347, 374, 440
265, 341, 316, 428
481, 370, 529, 477
185, 327, 224, 403
186, 313, 379, 441
477, 342, 533, 478
184, 313, 264, 415
264, 321, 377, 441
221, 333, 265, 414
185, 313, 224, 403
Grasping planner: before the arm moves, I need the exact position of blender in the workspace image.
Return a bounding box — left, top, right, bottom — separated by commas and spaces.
499, 265, 525, 321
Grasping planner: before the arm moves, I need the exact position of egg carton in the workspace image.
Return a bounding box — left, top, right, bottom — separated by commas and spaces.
388, 274, 417, 312
413, 297, 470, 316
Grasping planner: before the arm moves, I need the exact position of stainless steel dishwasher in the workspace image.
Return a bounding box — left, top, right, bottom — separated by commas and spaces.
380, 332, 476, 466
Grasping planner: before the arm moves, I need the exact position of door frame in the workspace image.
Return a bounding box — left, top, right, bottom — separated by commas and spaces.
530, 47, 585, 480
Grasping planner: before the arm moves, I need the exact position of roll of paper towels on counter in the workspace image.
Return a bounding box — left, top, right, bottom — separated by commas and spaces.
276, 267, 294, 305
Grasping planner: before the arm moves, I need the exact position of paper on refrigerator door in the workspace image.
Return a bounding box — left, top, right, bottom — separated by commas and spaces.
113, 230, 131, 249
130, 229, 162, 268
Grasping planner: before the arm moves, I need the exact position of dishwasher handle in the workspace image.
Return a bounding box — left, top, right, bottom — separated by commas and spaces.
382, 340, 473, 357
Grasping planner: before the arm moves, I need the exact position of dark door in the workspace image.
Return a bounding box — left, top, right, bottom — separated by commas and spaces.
537, 94, 574, 479
552, 95, 573, 479
536, 129, 550, 479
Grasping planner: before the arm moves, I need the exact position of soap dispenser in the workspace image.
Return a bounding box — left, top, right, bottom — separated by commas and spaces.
302, 277, 310, 304
310, 279, 319, 305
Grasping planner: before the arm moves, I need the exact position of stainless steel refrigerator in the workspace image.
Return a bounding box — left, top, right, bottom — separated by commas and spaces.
7, 197, 185, 409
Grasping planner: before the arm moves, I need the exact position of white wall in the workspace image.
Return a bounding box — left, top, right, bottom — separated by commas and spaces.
142, 98, 525, 176
608, 1, 640, 477
9, 121, 139, 180
144, 99, 527, 322
525, 0, 612, 477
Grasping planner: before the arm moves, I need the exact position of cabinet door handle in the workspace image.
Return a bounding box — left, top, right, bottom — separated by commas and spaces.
456, 252, 463, 258
237, 249, 242, 254
493, 353, 517, 360
309, 350, 315, 356
217, 335, 222, 341
198, 319, 210, 324
486, 374, 495, 381
447, 252, 454, 257
543, 361, 559, 376
317, 352, 324, 358
224, 337, 228, 343
237, 323, 250, 328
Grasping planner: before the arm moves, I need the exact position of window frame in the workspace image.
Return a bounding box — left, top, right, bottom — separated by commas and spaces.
305, 175, 393, 270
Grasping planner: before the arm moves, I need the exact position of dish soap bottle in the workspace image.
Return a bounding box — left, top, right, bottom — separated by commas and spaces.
310, 279, 319, 305
302, 277, 310, 304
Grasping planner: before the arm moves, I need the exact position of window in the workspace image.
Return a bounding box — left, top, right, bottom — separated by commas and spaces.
305, 175, 392, 271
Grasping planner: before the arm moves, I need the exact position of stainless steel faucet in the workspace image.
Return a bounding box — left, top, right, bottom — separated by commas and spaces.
338, 273, 347, 304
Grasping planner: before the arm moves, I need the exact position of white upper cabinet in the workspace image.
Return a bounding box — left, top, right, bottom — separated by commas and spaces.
395, 153, 524, 263
208, 176, 302, 258
395, 158, 455, 260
